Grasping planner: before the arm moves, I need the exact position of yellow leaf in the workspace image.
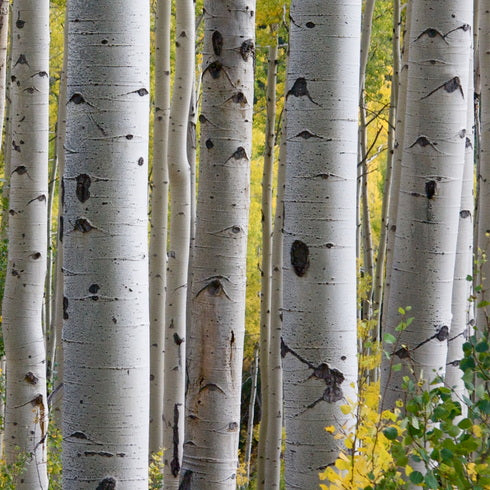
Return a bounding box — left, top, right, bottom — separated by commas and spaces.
340, 404, 352, 415
325, 425, 336, 433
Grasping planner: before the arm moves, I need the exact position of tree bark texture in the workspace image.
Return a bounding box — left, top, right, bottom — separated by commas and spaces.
1, 0, 50, 487
381, 0, 473, 410
282, 1, 361, 487
182, 1, 255, 488
62, 2, 150, 488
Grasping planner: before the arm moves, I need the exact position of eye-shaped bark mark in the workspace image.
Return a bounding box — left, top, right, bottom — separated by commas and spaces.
69, 93, 86, 105
295, 130, 322, 140
171, 404, 182, 477
421, 76, 464, 100
416, 24, 471, 44
425, 180, 437, 199
24, 86, 40, 94
199, 383, 226, 395
73, 218, 93, 233
88, 284, 99, 294
305, 21, 315, 28
445, 23, 471, 37
12, 165, 28, 175
76, 174, 91, 203
205, 139, 214, 149
133, 88, 149, 96
290, 240, 309, 277
96, 478, 116, 490
392, 325, 449, 359
286, 78, 321, 106
15, 54, 28, 66
16, 12, 25, 29
179, 470, 192, 490
24, 372, 38, 385
240, 39, 255, 61
460, 209, 471, 219
204, 60, 223, 79
409, 136, 442, 153
196, 277, 231, 300
30, 252, 41, 260
212, 30, 223, 56
281, 339, 345, 409
27, 194, 46, 206
68, 431, 87, 440
63, 297, 69, 320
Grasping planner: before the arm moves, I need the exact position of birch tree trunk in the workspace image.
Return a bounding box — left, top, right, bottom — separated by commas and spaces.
0, 0, 9, 153
182, 1, 255, 487
149, 0, 171, 456
1, 0, 50, 487
476, 1, 490, 328
162, 0, 194, 485
256, 41, 277, 490
282, 2, 361, 487
381, 0, 473, 410
62, 2, 150, 488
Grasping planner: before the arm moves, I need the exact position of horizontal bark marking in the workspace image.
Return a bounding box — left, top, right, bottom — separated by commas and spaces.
84, 451, 114, 457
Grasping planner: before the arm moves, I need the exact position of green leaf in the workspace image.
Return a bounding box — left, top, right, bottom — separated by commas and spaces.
383, 426, 398, 440
398, 307, 405, 315
384, 333, 396, 344
476, 341, 489, 353
457, 418, 472, 430
392, 363, 402, 372
477, 300, 490, 308
409, 471, 424, 484
424, 471, 438, 489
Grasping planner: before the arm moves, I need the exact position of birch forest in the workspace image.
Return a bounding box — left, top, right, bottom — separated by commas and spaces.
0, 0, 489, 489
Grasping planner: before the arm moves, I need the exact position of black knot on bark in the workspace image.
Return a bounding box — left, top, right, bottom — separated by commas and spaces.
436, 325, 449, 341
291, 240, 309, 277
212, 30, 223, 56
425, 180, 437, 199
76, 174, 91, 203
96, 478, 116, 490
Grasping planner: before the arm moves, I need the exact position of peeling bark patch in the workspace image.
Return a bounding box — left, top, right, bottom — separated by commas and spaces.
171, 404, 181, 477
416, 28, 445, 41
74, 218, 93, 233
205, 139, 214, 149
460, 209, 471, 219
69, 93, 85, 105
287, 78, 320, 106
173, 333, 184, 345
212, 31, 223, 56
425, 180, 437, 199
88, 284, 100, 294
63, 297, 69, 320
76, 174, 91, 203
24, 372, 38, 385
240, 39, 254, 61
96, 478, 116, 490
290, 240, 309, 277
179, 470, 192, 490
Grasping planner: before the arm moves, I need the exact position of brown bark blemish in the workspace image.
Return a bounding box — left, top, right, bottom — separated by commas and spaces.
239, 39, 254, 61
410, 136, 440, 152
96, 478, 116, 490
425, 180, 437, 199
212, 30, 223, 56
291, 240, 309, 277
69, 431, 87, 439
465, 137, 473, 149
59, 216, 64, 242
16, 13, 25, 29
393, 347, 410, 359
415, 28, 446, 42
228, 421, 238, 431
232, 146, 248, 160
436, 325, 449, 341
231, 91, 248, 105
171, 404, 181, 477
69, 93, 85, 105
73, 218, 93, 233
63, 297, 69, 320
125, 134, 133, 140
76, 174, 91, 203
24, 372, 38, 385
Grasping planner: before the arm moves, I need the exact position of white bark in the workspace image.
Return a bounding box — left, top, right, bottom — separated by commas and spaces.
381, 0, 473, 410
62, 2, 150, 488
264, 106, 286, 490
283, 2, 361, 487
149, 0, 171, 456
162, 0, 194, 486
244, 346, 258, 487
256, 42, 277, 490
182, 1, 255, 487
476, 1, 490, 328
446, 55, 474, 407
0, 0, 9, 153
1, 0, 50, 487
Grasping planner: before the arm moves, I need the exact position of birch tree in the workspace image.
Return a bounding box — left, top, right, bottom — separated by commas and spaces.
182, 1, 255, 487
62, 1, 150, 488
1, 0, 50, 487
149, 0, 171, 456
162, 0, 194, 485
282, 1, 361, 487
381, 0, 473, 410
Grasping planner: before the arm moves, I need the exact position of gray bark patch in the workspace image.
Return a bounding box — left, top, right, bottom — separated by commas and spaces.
96, 478, 116, 490
290, 240, 309, 277
76, 174, 91, 203
212, 31, 223, 56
